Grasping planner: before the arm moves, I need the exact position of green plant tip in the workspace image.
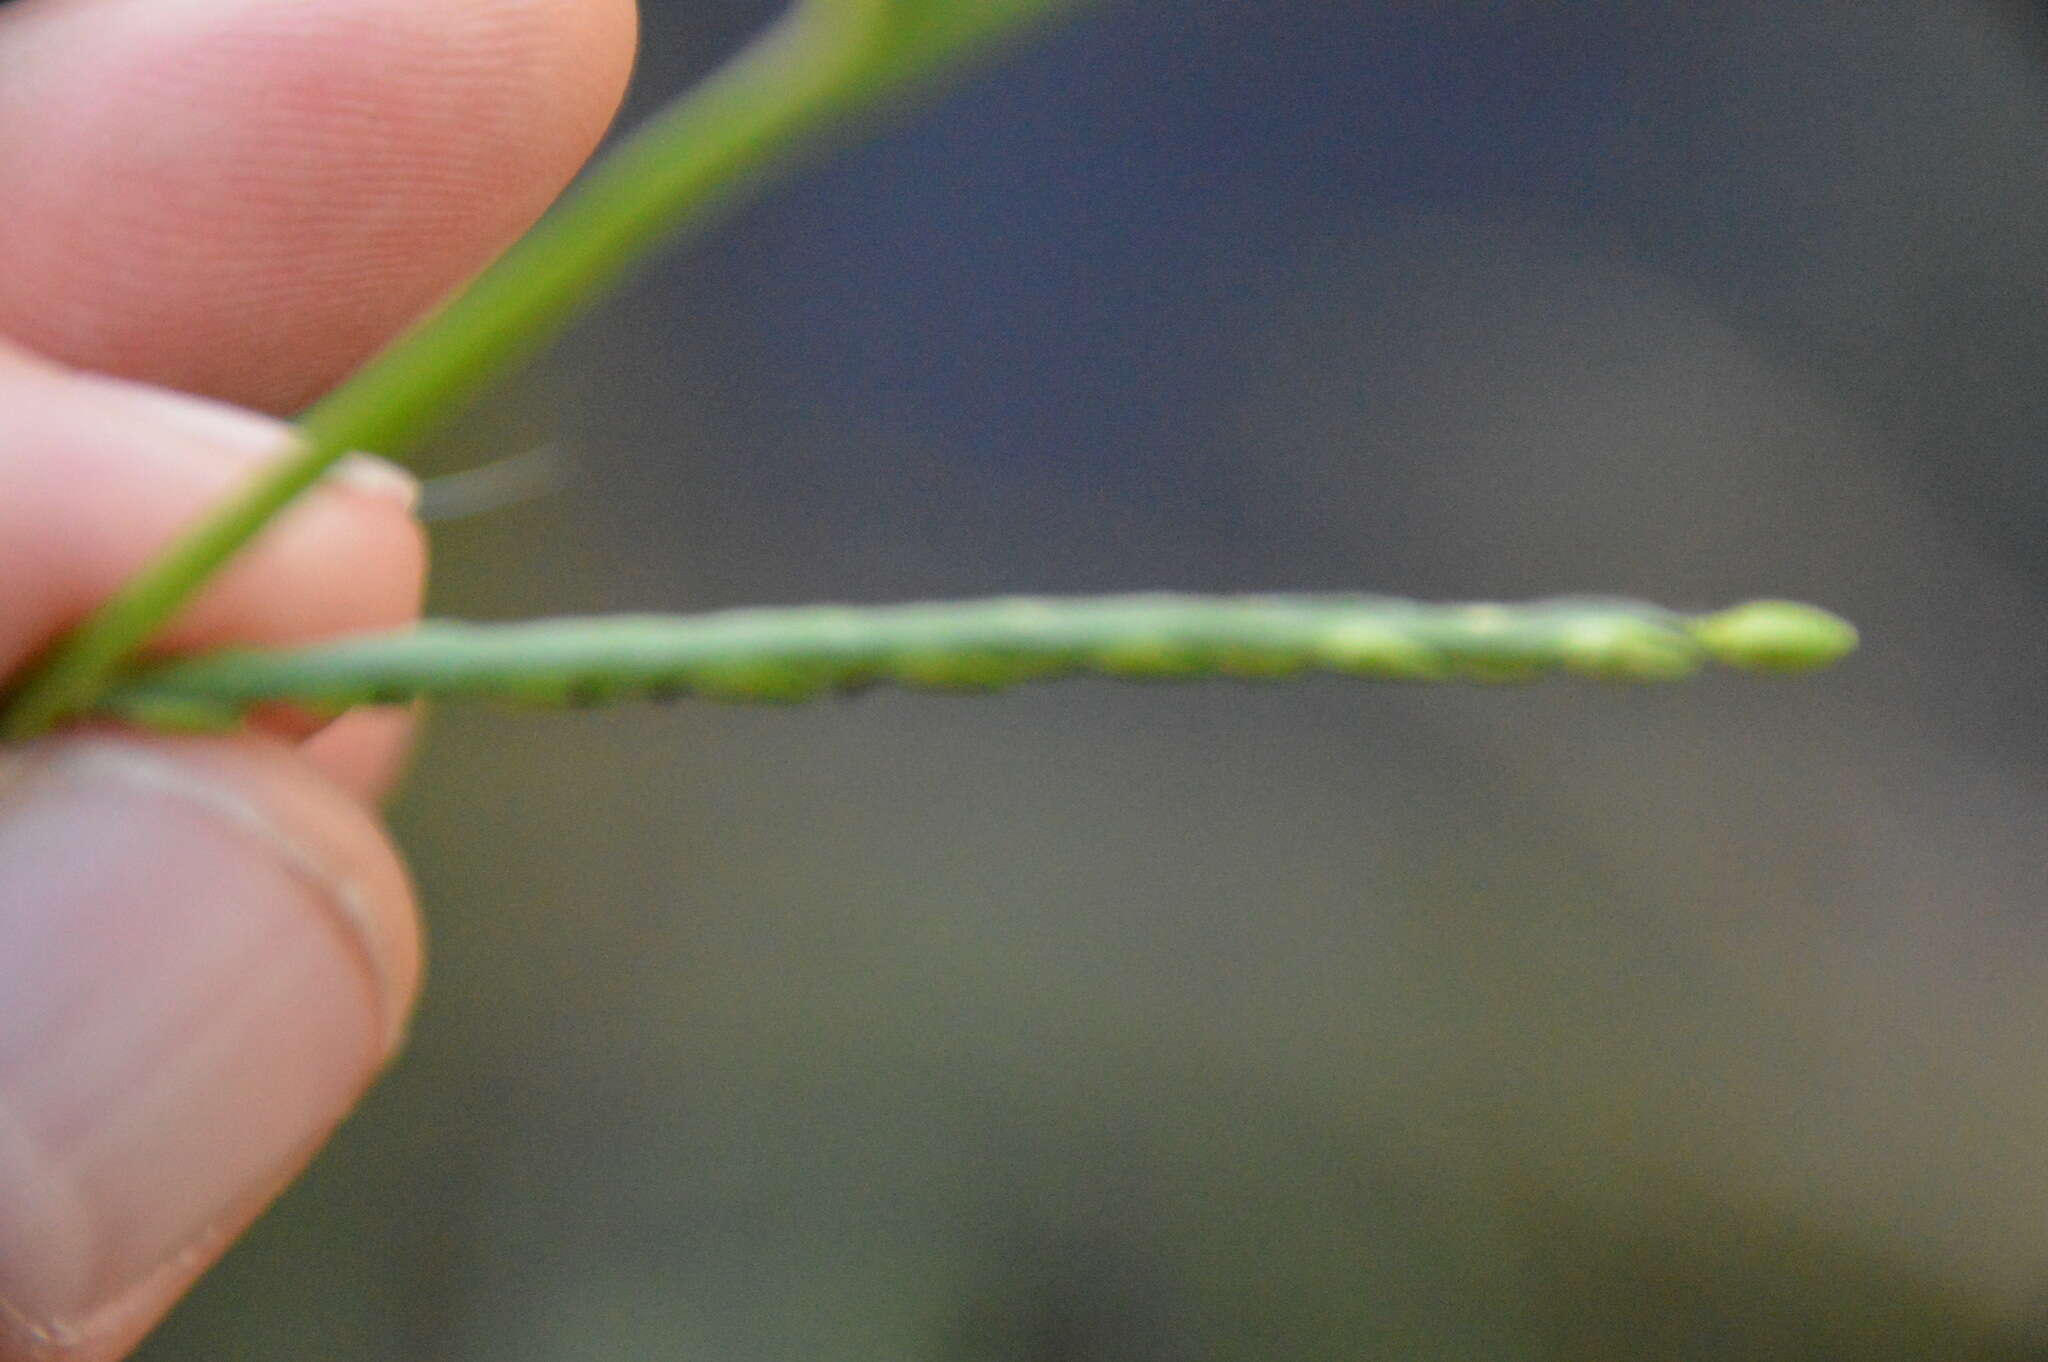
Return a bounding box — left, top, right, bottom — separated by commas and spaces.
1690, 601, 1860, 673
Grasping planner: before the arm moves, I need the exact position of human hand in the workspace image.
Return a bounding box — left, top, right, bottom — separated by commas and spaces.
0, 0, 634, 1354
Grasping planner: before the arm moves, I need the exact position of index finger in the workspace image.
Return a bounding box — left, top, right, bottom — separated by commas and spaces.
0, 0, 638, 410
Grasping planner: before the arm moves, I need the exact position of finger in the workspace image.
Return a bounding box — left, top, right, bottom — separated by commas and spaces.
298, 705, 420, 803
0, 0, 637, 411
0, 341, 426, 683
0, 733, 421, 1362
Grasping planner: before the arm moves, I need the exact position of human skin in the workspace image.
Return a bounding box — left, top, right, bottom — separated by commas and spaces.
0, 0, 636, 1355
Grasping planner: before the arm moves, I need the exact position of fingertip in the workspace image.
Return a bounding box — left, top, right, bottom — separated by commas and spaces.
299, 704, 422, 804
0, 351, 428, 680
0, 0, 641, 407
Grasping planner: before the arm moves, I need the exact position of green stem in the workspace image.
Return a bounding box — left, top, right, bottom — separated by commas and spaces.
2, 0, 1040, 741
88, 596, 1858, 730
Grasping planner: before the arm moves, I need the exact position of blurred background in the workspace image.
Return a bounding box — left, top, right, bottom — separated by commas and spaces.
143, 2, 2048, 1357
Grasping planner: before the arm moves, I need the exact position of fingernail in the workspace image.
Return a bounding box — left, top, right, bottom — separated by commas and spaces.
86, 378, 421, 511
0, 743, 395, 1344
331, 453, 422, 513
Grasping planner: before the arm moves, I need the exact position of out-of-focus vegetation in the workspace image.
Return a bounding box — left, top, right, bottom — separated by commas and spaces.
141, 3, 2048, 1357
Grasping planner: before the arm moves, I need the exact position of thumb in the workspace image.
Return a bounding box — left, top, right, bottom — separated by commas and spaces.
0, 734, 419, 1361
